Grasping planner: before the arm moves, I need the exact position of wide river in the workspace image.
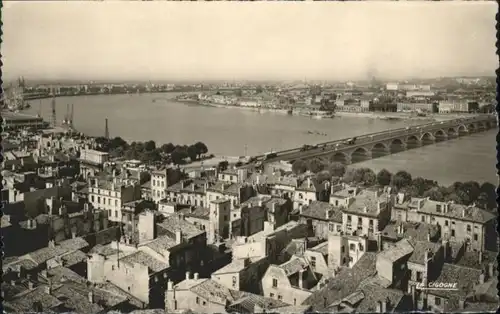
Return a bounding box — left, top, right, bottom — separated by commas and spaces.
27, 93, 497, 186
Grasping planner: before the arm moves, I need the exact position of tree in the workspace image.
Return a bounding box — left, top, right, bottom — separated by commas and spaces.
292, 160, 308, 175
376, 169, 392, 186
218, 160, 229, 172
171, 147, 188, 165
307, 158, 325, 173
187, 145, 198, 161
479, 182, 497, 210
256, 85, 263, 94
327, 162, 346, 178
161, 143, 176, 154
144, 140, 156, 151
362, 169, 377, 186
343, 168, 365, 184
315, 170, 332, 184
194, 141, 209, 158
391, 171, 412, 189
235, 89, 243, 97
423, 187, 445, 201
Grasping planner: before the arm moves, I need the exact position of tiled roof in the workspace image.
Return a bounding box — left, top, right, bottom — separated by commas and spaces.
309, 241, 329, 256
142, 234, 177, 255
3, 258, 38, 272
354, 283, 405, 312
213, 256, 264, 275
4, 285, 63, 312
455, 250, 497, 270
229, 292, 291, 312
1, 281, 29, 300
300, 201, 342, 222
429, 263, 482, 299
119, 251, 168, 274
378, 239, 414, 262
342, 189, 390, 218
46, 266, 86, 284
381, 221, 439, 242
279, 257, 308, 276
185, 206, 210, 220
156, 215, 205, 240
190, 279, 236, 305
302, 252, 378, 311
417, 199, 496, 224
407, 239, 441, 265
61, 250, 87, 267
89, 244, 122, 257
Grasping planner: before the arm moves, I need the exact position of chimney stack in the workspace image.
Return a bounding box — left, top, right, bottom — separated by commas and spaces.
459, 300, 465, 309
185, 271, 191, 280
411, 285, 416, 308
488, 263, 494, 279
167, 280, 173, 291
479, 273, 485, 284
442, 240, 449, 262
175, 230, 182, 244
377, 201, 381, 213
88, 291, 94, 303
298, 269, 305, 289
427, 232, 431, 242
307, 177, 311, 188
325, 210, 330, 220
194, 273, 199, 280
478, 251, 483, 264
376, 301, 383, 313
44, 285, 52, 294
381, 298, 388, 313
28, 281, 34, 290
377, 232, 382, 252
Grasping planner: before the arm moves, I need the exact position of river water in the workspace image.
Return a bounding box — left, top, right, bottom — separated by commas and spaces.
27, 93, 497, 185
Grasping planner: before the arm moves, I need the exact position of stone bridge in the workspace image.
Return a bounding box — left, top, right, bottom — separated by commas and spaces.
257, 115, 497, 166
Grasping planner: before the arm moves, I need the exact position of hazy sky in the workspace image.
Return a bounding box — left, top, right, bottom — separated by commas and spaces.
3, 2, 497, 81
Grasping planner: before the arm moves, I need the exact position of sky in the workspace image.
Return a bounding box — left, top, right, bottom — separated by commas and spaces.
2, 2, 498, 82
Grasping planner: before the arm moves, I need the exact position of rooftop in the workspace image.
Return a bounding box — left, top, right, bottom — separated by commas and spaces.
429, 263, 482, 299
416, 199, 496, 224
119, 251, 168, 274
300, 201, 343, 223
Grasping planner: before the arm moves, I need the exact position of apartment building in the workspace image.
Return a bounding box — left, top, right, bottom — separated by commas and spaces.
87, 176, 141, 223
298, 201, 343, 239
391, 197, 497, 252
211, 256, 269, 294
150, 168, 182, 203
261, 256, 317, 306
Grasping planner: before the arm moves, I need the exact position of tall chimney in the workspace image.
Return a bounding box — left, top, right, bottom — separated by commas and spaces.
478, 251, 483, 264
194, 273, 199, 280
298, 269, 305, 289
442, 240, 449, 262
307, 177, 311, 188
185, 271, 191, 280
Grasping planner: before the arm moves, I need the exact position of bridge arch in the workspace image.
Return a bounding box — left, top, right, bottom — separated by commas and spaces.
406, 135, 421, 149
447, 127, 458, 137
467, 123, 476, 133
371, 142, 389, 158
330, 152, 349, 164
434, 129, 447, 141
389, 138, 405, 154
420, 132, 435, 144
351, 147, 371, 163
457, 124, 468, 135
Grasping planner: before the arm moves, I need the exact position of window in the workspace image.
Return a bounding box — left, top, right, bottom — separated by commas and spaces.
349, 243, 356, 251
337, 225, 342, 232
115, 200, 118, 206
349, 256, 353, 263
451, 229, 455, 237
108, 199, 111, 205
421, 216, 425, 222
347, 215, 352, 222
270, 293, 275, 298
310, 256, 316, 268
112, 265, 115, 271
369, 219, 374, 226
445, 220, 449, 226
115, 211, 118, 218
358, 217, 362, 225
224, 215, 228, 221
91, 195, 95, 202
416, 271, 423, 282
341, 246, 345, 253
232, 276, 237, 288
329, 224, 334, 232
294, 298, 297, 305
127, 286, 131, 292
473, 234, 478, 241
98, 197, 101, 204
359, 243, 364, 251
467, 225, 471, 232
202, 301, 206, 306
196, 297, 200, 304
452, 221, 455, 225
278, 295, 283, 301
335, 200, 339, 206
299, 193, 303, 199
272, 278, 278, 288
435, 297, 441, 306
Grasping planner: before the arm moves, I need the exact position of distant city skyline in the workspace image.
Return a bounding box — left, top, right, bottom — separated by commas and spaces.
3, 2, 497, 82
